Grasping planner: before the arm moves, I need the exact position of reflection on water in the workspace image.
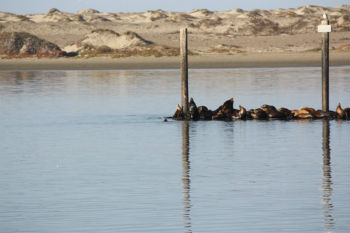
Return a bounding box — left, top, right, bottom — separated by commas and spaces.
182, 121, 192, 233
322, 120, 334, 231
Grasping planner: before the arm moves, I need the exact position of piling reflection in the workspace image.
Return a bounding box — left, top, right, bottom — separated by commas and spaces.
321, 119, 334, 231
182, 121, 192, 233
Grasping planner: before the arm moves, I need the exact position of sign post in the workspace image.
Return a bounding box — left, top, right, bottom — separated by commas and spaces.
318, 14, 332, 112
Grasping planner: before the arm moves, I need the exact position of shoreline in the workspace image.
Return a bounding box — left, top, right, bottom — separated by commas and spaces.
0, 52, 349, 70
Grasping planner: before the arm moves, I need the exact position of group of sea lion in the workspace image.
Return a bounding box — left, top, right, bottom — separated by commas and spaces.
173, 98, 350, 121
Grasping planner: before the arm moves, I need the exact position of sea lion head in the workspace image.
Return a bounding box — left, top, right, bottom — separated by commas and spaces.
336, 102, 344, 119
261, 104, 277, 113
238, 105, 247, 119
251, 108, 268, 120
188, 98, 199, 120
173, 104, 184, 120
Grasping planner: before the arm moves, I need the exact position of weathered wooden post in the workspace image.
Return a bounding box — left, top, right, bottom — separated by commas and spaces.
180, 28, 189, 117
318, 13, 332, 112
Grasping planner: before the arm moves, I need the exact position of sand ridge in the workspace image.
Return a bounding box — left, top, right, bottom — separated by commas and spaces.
0, 5, 348, 54
63, 29, 153, 52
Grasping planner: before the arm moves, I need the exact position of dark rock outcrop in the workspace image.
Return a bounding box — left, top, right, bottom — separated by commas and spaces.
0, 32, 62, 56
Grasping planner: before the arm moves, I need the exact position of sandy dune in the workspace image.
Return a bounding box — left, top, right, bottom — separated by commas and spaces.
0, 5, 348, 55
63, 29, 152, 53
0, 5, 350, 53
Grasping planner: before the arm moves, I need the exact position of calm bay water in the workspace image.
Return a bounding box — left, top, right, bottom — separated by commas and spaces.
0, 67, 349, 233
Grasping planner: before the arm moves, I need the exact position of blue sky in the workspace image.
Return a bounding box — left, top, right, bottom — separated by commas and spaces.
1, 0, 348, 14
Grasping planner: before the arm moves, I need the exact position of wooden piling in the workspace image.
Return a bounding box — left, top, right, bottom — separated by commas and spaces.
180, 28, 189, 116
319, 15, 331, 112
322, 29, 329, 112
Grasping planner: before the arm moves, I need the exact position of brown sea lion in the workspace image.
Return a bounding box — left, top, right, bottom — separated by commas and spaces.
212, 98, 234, 120
246, 109, 254, 119
251, 108, 268, 120
291, 109, 314, 119
336, 103, 344, 118
300, 107, 324, 119
261, 104, 286, 119
238, 105, 247, 120
344, 108, 350, 120
336, 103, 348, 119
198, 106, 213, 120
278, 107, 293, 119
231, 109, 240, 120
326, 110, 338, 119
336, 103, 350, 120
261, 104, 277, 113
188, 98, 199, 120
173, 104, 184, 120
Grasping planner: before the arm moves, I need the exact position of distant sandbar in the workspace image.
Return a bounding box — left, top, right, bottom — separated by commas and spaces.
0, 52, 348, 70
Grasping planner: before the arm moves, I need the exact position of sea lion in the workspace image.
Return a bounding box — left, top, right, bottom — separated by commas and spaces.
278, 107, 293, 119
234, 105, 247, 120
198, 105, 213, 120
336, 103, 350, 120
291, 109, 314, 119
336, 103, 344, 118
261, 104, 277, 113
345, 108, 350, 120
251, 108, 268, 120
173, 104, 184, 120
212, 98, 234, 120
231, 108, 240, 120
300, 107, 324, 119
261, 104, 285, 119
326, 110, 338, 119
188, 98, 199, 120
246, 109, 254, 119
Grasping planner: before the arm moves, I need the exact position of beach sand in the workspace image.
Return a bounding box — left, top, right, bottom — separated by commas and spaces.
0, 6, 349, 71
0, 52, 348, 70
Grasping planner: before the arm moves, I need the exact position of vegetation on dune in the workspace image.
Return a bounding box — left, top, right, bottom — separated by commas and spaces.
78, 45, 182, 58
208, 44, 245, 54
0, 32, 64, 58
0, 30, 186, 59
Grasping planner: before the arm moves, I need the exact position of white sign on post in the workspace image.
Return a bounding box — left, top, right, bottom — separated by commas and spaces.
318, 25, 332, 33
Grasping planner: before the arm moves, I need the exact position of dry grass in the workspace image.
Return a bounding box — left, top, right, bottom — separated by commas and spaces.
207, 48, 245, 54
1, 50, 65, 58
303, 47, 321, 52
208, 44, 245, 54
77, 45, 182, 58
